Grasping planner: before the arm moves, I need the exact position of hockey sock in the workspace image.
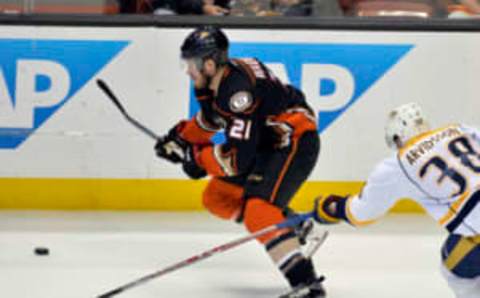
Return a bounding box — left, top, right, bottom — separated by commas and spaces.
265, 230, 317, 287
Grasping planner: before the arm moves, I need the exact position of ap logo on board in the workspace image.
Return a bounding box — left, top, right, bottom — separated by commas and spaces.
0, 39, 129, 149
190, 42, 413, 141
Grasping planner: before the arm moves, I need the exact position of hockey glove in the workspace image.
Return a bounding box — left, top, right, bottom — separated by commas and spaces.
182, 145, 207, 179
314, 195, 349, 224
154, 122, 189, 164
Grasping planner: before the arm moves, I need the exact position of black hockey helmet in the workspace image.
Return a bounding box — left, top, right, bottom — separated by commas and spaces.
181, 26, 229, 66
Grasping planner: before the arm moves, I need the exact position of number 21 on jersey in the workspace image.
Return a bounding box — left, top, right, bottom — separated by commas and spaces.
229, 118, 252, 140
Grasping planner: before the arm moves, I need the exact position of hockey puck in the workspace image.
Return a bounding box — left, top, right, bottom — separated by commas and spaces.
34, 247, 49, 256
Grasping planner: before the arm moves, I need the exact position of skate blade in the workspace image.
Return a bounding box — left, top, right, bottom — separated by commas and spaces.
278, 286, 310, 298
304, 230, 329, 259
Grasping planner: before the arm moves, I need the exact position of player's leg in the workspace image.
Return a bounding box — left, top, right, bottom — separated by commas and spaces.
202, 176, 244, 220
243, 131, 324, 297
440, 234, 480, 298
270, 134, 319, 206
270, 130, 324, 297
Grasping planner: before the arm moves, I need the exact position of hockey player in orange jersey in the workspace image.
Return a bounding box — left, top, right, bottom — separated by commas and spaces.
154, 26, 325, 297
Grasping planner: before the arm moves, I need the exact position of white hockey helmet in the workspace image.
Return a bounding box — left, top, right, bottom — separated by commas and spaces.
384, 102, 430, 149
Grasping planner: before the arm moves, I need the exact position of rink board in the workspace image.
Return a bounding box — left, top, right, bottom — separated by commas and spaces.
0, 178, 422, 212
0, 26, 478, 211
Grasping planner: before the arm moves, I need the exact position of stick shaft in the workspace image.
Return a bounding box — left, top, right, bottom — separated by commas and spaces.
96, 79, 159, 140
97, 212, 315, 298
123, 114, 159, 140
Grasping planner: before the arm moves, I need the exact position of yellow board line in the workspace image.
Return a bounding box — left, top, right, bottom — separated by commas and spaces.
0, 178, 424, 213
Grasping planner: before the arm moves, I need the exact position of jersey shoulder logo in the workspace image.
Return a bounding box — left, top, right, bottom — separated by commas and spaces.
229, 91, 253, 113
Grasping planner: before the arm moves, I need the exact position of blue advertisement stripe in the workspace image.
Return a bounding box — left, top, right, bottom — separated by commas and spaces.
0, 39, 130, 149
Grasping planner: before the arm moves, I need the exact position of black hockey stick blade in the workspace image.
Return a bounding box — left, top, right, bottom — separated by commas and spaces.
96, 79, 159, 140
97, 79, 126, 115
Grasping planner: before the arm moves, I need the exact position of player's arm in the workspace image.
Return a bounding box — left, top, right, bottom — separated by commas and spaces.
183, 86, 223, 139
176, 87, 222, 145
315, 157, 407, 226
195, 90, 259, 177
154, 87, 220, 165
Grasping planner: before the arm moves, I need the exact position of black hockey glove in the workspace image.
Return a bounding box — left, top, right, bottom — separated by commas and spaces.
313, 195, 347, 224
182, 145, 207, 179
154, 125, 189, 164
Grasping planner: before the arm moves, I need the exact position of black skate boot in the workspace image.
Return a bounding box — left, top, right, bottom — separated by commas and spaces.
279, 276, 326, 298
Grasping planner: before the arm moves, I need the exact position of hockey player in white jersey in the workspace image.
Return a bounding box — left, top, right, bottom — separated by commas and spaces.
313, 102, 480, 298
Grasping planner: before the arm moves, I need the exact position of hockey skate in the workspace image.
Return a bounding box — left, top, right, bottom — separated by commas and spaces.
279, 276, 326, 298
294, 218, 329, 259
295, 217, 314, 246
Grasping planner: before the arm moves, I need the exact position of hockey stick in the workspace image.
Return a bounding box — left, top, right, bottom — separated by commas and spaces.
96, 79, 159, 140
96, 211, 318, 298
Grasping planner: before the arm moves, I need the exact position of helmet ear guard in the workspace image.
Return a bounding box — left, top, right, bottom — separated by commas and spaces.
384, 102, 430, 150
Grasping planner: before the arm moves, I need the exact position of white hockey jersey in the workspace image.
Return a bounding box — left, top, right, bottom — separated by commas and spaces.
346, 124, 480, 236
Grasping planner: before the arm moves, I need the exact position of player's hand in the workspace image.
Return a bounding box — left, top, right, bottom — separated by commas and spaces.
202, 4, 229, 15
182, 145, 207, 179
313, 195, 342, 224
154, 123, 189, 164
155, 136, 187, 164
